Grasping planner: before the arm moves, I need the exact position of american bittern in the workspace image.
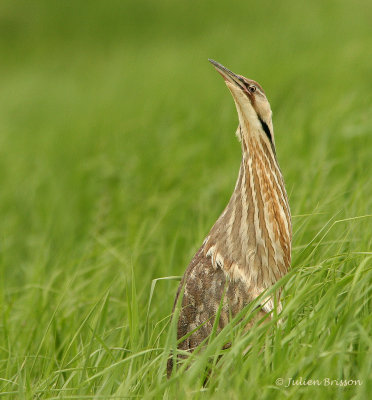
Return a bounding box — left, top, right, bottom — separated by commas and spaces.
167, 60, 291, 375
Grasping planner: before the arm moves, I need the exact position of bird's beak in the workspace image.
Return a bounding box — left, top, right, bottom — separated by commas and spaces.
208, 59, 245, 91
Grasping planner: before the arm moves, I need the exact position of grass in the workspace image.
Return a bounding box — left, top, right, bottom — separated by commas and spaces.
1, 0, 372, 398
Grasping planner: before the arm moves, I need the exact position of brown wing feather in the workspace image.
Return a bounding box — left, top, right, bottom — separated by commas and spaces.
167, 244, 266, 376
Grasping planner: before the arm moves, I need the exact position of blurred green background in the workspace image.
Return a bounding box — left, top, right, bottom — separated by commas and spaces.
1, 0, 372, 398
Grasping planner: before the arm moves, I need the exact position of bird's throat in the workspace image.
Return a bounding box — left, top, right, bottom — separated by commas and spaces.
204, 134, 291, 294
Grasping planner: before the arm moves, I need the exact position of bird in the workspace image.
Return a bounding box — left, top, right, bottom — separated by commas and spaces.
167, 59, 292, 376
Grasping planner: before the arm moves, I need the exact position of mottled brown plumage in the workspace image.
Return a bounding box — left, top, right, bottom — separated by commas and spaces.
167, 60, 291, 376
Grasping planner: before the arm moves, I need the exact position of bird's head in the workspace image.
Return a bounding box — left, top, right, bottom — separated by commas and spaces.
209, 59, 274, 148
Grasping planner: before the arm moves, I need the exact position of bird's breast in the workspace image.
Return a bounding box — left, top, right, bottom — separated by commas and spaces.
203, 136, 291, 295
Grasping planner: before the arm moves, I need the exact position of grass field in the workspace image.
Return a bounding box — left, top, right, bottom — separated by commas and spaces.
1, 1, 372, 398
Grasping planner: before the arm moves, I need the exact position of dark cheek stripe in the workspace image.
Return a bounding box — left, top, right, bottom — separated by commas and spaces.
239, 85, 275, 154
257, 116, 275, 152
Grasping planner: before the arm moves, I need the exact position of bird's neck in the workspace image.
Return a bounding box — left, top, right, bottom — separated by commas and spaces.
203, 126, 292, 293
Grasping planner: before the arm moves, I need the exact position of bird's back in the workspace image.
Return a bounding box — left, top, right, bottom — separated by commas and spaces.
167, 243, 266, 376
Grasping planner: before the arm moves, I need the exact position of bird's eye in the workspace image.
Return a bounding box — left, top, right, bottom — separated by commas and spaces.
249, 86, 256, 93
